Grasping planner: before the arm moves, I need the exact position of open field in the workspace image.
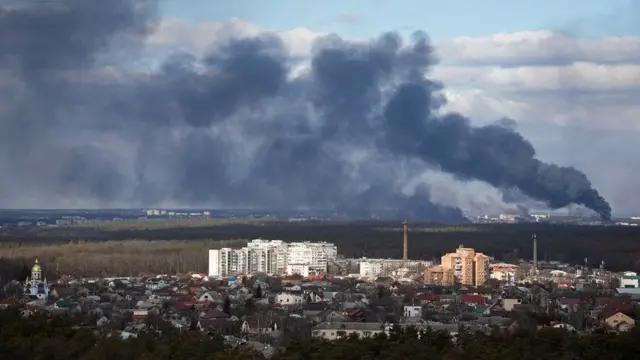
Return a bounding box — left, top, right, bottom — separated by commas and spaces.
1, 220, 640, 279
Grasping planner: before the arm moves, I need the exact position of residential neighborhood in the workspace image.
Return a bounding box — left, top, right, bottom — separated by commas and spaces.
3, 249, 640, 357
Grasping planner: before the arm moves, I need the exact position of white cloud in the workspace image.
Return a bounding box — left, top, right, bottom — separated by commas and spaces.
434, 62, 640, 91
437, 30, 640, 65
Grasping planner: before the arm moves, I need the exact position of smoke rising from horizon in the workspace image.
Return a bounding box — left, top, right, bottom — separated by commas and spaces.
0, 0, 612, 220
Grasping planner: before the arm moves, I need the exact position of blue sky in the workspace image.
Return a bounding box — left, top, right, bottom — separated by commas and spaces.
162, 0, 637, 40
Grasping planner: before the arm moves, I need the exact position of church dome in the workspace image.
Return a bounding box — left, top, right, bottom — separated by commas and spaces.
32, 259, 41, 272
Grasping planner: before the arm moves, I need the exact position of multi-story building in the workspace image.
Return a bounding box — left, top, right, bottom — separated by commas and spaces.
246, 239, 288, 274
359, 261, 384, 277
208, 250, 220, 277
286, 241, 337, 274
209, 239, 337, 277
436, 245, 489, 286
424, 265, 454, 286
358, 259, 433, 277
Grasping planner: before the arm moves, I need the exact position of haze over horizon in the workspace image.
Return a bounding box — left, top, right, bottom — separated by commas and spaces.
0, 0, 637, 219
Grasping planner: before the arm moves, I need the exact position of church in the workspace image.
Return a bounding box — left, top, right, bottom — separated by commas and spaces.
23, 258, 50, 300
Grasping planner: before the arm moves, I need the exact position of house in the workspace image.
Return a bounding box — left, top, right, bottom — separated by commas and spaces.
0, 299, 16, 309
197, 291, 220, 303
276, 292, 304, 305
240, 316, 280, 335
282, 275, 304, 286
283, 284, 302, 292
604, 312, 635, 331
459, 294, 486, 306
132, 309, 149, 321
416, 294, 440, 304
197, 318, 236, 334
304, 291, 323, 303
502, 298, 522, 311
403, 305, 422, 318
316, 309, 346, 323
312, 322, 387, 340
302, 303, 327, 319
49, 286, 76, 300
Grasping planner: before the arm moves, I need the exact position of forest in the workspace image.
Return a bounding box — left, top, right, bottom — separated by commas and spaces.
1, 220, 640, 280
1, 306, 639, 360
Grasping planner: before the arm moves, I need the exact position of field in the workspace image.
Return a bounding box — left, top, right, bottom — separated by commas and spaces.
1, 219, 640, 280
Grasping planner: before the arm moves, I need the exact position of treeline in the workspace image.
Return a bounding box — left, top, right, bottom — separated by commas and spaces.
2, 307, 640, 360
2, 221, 640, 275
0, 239, 247, 278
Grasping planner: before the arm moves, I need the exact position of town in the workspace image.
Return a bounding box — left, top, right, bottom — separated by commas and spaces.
3, 222, 640, 358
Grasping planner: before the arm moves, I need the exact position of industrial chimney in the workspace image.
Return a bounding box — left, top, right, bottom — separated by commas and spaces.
402, 220, 408, 261
532, 233, 538, 274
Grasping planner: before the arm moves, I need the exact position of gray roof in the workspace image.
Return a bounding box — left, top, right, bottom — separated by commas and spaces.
615, 288, 640, 295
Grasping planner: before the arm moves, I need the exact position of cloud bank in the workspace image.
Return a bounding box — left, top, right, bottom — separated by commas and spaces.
0, 0, 620, 220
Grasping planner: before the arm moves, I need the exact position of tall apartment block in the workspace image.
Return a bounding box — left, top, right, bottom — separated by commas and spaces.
208, 239, 337, 277
424, 245, 489, 286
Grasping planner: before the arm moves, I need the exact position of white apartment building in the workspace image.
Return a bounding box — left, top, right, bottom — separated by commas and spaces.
209, 239, 337, 277
218, 248, 247, 277
358, 258, 433, 277
286, 264, 311, 277
359, 261, 384, 277
208, 250, 220, 277
286, 241, 337, 274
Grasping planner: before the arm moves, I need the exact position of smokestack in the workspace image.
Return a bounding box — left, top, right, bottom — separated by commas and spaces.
402, 220, 408, 261
532, 233, 538, 273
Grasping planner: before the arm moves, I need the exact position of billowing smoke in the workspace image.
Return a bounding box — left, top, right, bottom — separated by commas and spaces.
0, 0, 612, 221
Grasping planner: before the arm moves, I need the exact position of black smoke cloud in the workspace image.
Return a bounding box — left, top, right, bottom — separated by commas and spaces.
0, 0, 612, 221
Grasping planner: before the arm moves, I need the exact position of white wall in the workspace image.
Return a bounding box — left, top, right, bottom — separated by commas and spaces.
403, 306, 422, 318
286, 264, 310, 277
208, 250, 220, 277
276, 292, 304, 305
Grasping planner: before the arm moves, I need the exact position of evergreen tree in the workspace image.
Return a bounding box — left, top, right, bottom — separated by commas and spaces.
223, 296, 231, 315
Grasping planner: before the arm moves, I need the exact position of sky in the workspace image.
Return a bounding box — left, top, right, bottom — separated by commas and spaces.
163, 0, 638, 39
153, 0, 640, 216
1, 0, 638, 217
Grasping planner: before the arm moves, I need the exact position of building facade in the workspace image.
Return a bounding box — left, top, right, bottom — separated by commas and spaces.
209, 239, 337, 277
620, 271, 639, 288
423, 265, 455, 286
490, 263, 517, 285
208, 250, 220, 277
433, 245, 490, 286
359, 259, 433, 277
23, 258, 50, 300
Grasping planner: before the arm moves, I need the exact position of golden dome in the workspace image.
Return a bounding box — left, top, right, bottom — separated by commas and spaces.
32, 259, 41, 272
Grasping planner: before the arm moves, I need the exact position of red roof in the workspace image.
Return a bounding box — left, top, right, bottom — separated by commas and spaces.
460, 294, 486, 305
417, 294, 440, 301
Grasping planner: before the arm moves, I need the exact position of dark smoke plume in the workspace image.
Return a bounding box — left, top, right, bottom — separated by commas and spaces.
0, 0, 612, 221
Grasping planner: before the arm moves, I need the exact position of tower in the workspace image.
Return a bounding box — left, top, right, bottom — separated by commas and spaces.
402, 220, 408, 261
24, 258, 50, 300
31, 258, 42, 281
532, 234, 538, 274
